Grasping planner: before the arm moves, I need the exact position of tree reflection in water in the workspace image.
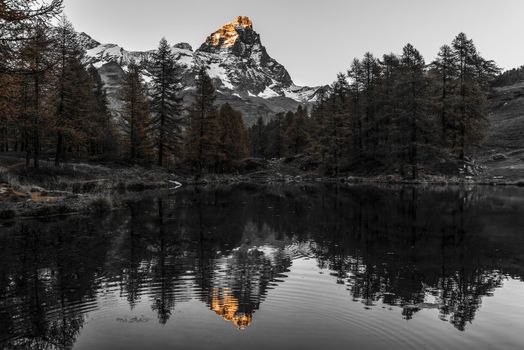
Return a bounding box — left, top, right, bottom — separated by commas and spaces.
1, 184, 524, 348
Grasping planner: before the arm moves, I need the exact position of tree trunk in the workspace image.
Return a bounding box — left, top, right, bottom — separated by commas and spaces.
33, 131, 39, 168
55, 133, 63, 166
158, 114, 164, 167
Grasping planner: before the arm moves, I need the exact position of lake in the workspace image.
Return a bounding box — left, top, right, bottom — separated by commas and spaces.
1, 183, 524, 350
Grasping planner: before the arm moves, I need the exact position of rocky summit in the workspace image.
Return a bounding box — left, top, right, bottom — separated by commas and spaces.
204, 16, 253, 48
82, 16, 324, 125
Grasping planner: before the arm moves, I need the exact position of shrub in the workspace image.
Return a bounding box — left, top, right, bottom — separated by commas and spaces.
89, 196, 113, 214
0, 210, 16, 220
32, 205, 71, 217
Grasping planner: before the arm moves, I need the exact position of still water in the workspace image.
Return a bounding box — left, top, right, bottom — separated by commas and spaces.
1, 184, 524, 350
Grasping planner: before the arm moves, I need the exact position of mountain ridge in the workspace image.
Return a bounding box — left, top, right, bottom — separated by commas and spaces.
81, 16, 325, 125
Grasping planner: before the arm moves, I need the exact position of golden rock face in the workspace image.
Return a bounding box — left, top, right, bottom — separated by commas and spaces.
208, 16, 253, 48
211, 288, 253, 330
211, 23, 238, 47
233, 16, 253, 30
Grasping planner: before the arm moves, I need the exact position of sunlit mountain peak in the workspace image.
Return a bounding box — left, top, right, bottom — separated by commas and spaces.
211, 288, 254, 330
208, 16, 253, 48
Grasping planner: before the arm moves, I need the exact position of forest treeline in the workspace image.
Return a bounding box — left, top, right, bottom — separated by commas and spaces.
1, 1, 501, 179
0, 1, 249, 175
250, 39, 500, 178
491, 65, 524, 87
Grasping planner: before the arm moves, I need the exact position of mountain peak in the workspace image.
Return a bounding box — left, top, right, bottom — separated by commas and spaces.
232, 16, 253, 30
206, 16, 254, 48
81, 16, 323, 126
78, 32, 100, 50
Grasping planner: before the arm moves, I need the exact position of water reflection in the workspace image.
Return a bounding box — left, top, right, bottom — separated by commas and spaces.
1, 184, 524, 349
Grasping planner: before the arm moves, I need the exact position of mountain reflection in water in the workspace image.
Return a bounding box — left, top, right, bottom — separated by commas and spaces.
1, 184, 524, 349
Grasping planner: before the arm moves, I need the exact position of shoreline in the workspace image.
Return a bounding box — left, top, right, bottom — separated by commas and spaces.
2, 171, 523, 223
1, 152, 523, 221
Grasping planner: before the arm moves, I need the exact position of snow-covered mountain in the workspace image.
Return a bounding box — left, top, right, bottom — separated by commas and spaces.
81, 16, 324, 125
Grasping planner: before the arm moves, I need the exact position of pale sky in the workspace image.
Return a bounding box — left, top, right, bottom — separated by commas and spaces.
64, 0, 524, 86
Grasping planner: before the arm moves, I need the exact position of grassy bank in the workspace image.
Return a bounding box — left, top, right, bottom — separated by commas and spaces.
0, 154, 173, 220
1, 151, 524, 221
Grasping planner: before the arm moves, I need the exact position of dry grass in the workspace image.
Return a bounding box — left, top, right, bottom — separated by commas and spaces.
30, 192, 64, 203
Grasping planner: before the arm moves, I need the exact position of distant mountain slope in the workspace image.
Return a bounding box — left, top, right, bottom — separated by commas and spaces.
486, 81, 524, 149
476, 78, 524, 181
81, 16, 325, 125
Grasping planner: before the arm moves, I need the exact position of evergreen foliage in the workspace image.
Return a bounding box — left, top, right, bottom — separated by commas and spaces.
0, 5, 505, 177
216, 103, 249, 171
248, 34, 499, 178
185, 66, 220, 175
121, 60, 153, 162
150, 38, 185, 167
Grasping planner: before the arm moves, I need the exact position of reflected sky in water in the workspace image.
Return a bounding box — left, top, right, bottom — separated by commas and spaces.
1, 184, 524, 349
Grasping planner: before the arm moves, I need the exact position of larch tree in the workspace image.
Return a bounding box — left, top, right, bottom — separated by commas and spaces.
284, 105, 310, 157
68, 60, 103, 157
377, 53, 400, 157
51, 16, 87, 166
17, 24, 54, 168
150, 38, 185, 168
360, 52, 381, 157
216, 103, 249, 170
0, 72, 17, 151
121, 60, 152, 163
347, 59, 364, 155
266, 112, 285, 159
309, 87, 333, 163
318, 73, 352, 176
431, 44, 458, 147
185, 66, 219, 175
451, 32, 499, 162
87, 65, 115, 158
1, 0, 64, 165
0, 0, 63, 74
249, 116, 267, 158
396, 44, 431, 180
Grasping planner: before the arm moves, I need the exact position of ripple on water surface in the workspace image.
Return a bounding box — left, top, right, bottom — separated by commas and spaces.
1, 184, 524, 349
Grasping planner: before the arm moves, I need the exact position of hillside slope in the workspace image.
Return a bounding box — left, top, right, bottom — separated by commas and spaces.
479, 81, 524, 181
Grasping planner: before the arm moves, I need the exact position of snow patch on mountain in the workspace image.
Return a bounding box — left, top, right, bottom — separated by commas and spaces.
259, 86, 280, 99
207, 63, 234, 90
80, 17, 326, 125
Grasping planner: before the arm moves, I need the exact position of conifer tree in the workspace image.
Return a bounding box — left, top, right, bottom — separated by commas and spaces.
361, 52, 381, 156
377, 53, 400, 156
347, 59, 364, 154
51, 17, 87, 166
1, 1, 62, 164
311, 88, 328, 126
0, 72, 17, 152
185, 66, 219, 175
216, 103, 249, 170
121, 60, 152, 162
451, 33, 499, 162
249, 116, 268, 158
244, 33, 498, 178
284, 105, 310, 156
309, 88, 329, 162
87, 65, 116, 158
17, 25, 54, 168
431, 45, 457, 146
317, 74, 352, 176
0, 0, 63, 74
396, 44, 431, 179
266, 112, 286, 159
492, 66, 524, 87
79, 63, 111, 158
150, 38, 185, 167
